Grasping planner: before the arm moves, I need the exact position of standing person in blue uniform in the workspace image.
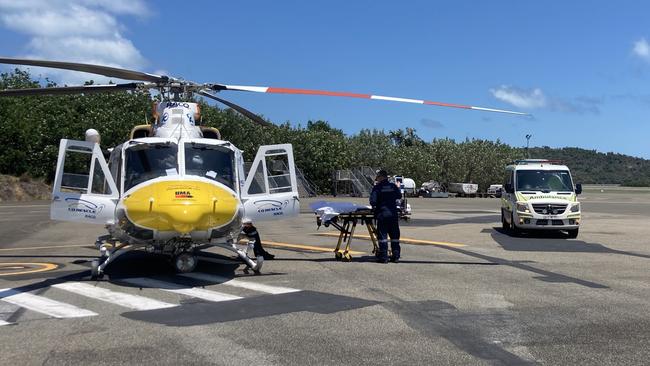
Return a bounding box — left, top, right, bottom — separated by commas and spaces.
370, 169, 401, 263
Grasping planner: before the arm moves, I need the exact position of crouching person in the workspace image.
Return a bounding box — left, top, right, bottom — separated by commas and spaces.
239, 218, 275, 260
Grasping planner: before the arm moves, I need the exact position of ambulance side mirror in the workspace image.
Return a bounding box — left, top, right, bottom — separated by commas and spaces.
575, 183, 582, 195
504, 183, 514, 194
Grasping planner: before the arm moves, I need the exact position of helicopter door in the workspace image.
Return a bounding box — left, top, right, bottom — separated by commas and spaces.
50, 139, 119, 224
242, 144, 300, 221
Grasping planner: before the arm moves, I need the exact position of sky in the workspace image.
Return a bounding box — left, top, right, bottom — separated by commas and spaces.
1, 0, 650, 158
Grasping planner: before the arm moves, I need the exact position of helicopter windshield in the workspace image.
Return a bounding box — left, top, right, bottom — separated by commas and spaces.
184, 143, 235, 190
124, 142, 178, 191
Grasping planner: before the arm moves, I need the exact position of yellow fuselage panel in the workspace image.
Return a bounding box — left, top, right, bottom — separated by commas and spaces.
123, 180, 239, 234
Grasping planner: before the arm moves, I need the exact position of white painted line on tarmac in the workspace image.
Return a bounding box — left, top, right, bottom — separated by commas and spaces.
53, 282, 177, 311
181, 272, 301, 295
123, 278, 242, 303
0, 204, 50, 208
0, 288, 97, 318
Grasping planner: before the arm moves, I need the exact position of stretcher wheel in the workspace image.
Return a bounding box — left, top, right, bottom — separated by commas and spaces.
342, 252, 352, 262
334, 251, 343, 260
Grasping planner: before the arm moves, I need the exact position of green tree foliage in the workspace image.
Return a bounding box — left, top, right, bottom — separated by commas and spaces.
1, 70, 650, 191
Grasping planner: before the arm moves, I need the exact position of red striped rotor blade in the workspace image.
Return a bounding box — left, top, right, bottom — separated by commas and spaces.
211, 84, 528, 116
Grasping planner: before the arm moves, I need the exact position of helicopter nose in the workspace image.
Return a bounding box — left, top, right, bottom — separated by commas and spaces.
122, 180, 240, 234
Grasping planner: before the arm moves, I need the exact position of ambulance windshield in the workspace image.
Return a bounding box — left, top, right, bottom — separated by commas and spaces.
516, 170, 574, 192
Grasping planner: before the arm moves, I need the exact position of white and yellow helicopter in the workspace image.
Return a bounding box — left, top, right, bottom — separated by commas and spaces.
0, 57, 526, 277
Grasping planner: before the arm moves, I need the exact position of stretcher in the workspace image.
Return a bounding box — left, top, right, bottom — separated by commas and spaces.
311, 201, 380, 262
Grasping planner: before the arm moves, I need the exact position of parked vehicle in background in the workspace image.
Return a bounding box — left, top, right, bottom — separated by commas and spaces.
501, 159, 582, 238
487, 184, 503, 197
418, 181, 449, 198
448, 182, 479, 197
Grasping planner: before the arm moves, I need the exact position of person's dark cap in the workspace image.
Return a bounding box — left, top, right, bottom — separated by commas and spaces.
375, 169, 388, 178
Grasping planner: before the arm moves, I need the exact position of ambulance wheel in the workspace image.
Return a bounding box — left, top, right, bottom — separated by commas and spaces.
334, 251, 343, 260
174, 252, 198, 273
501, 210, 509, 231
510, 213, 521, 236
567, 228, 579, 239
90, 259, 102, 279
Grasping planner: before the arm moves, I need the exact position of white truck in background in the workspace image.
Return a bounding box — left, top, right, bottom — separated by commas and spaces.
448, 182, 479, 197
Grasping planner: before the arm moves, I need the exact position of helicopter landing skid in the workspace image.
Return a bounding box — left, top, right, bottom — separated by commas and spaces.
213, 241, 263, 274
91, 241, 133, 279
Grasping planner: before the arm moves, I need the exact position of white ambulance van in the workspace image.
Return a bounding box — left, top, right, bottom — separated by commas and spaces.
500, 159, 582, 238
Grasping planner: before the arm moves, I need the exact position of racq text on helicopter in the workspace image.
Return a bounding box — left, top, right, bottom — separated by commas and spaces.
0, 57, 526, 278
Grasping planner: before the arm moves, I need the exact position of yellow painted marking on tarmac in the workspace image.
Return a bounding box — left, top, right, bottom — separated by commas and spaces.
315, 232, 467, 247
0, 262, 58, 276
0, 244, 92, 252
0, 243, 118, 252
263, 240, 365, 255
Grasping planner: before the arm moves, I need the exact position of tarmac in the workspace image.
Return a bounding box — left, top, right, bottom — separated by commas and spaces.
0, 189, 649, 365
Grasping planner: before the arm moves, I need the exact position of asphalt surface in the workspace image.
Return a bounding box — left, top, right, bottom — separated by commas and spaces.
1, 191, 649, 365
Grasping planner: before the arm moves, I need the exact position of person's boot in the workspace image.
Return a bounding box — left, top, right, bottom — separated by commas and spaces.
263, 252, 275, 260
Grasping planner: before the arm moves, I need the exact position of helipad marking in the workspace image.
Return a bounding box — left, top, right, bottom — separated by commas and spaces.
181, 273, 301, 294
53, 282, 177, 311
0, 262, 58, 276
314, 233, 467, 247
263, 240, 365, 254
122, 277, 242, 303
0, 289, 98, 318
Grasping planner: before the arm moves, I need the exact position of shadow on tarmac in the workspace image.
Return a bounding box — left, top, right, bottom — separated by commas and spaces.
491, 227, 650, 259
403, 214, 499, 227
273, 256, 498, 266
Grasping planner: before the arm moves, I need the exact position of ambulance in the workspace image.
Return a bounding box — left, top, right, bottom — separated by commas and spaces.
500, 159, 582, 238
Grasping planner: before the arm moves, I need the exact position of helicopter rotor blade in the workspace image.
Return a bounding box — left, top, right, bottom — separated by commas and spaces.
0, 83, 143, 97
210, 84, 528, 116
0, 57, 169, 83
197, 90, 274, 127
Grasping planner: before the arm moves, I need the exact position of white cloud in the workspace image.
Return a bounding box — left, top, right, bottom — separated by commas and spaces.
0, 0, 148, 85
490, 85, 547, 109
633, 38, 650, 61
490, 85, 601, 114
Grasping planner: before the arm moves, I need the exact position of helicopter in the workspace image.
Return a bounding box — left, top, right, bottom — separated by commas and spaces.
0, 57, 526, 278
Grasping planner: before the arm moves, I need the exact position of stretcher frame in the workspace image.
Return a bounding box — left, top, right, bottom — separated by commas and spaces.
319, 209, 380, 262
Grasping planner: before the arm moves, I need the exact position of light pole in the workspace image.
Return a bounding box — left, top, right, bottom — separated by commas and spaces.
525, 134, 532, 158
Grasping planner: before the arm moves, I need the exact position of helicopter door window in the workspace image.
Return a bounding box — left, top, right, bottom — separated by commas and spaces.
184, 143, 235, 190
246, 162, 266, 195
91, 158, 113, 195
61, 147, 93, 193
265, 151, 292, 193
124, 143, 178, 191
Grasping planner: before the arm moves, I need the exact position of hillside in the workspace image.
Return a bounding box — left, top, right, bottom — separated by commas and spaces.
527, 147, 650, 186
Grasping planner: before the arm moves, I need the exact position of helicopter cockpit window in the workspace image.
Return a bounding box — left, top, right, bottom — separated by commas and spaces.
124, 143, 178, 191
184, 143, 235, 190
